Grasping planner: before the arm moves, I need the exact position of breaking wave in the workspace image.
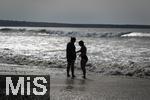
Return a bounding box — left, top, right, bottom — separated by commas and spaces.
121, 32, 150, 37
1, 28, 150, 38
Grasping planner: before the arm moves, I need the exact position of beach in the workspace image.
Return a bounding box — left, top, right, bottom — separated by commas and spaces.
0, 63, 150, 100
0, 27, 150, 99
1, 0, 150, 99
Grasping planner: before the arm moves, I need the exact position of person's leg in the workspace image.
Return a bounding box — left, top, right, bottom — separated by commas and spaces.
71, 61, 75, 78
81, 59, 87, 79
67, 61, 71, 77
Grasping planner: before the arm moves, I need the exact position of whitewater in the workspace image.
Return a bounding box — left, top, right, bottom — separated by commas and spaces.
0, 27, 150, 77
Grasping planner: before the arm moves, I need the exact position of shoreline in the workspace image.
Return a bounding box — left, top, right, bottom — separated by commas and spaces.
0, 63, 150, 79
0, 63, 150, 100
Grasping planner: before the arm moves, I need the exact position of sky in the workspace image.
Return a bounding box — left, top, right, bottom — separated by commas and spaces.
0, 0, 150, 25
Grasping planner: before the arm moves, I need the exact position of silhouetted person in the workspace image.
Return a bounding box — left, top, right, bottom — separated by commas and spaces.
77, 40, 88, 79
66, 37, 76, 78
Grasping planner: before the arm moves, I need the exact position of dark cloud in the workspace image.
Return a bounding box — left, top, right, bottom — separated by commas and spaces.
0, 0, 150, 24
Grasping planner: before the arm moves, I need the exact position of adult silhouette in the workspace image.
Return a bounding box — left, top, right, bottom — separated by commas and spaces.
66, 37, 76, 78
77, 40, 88, 79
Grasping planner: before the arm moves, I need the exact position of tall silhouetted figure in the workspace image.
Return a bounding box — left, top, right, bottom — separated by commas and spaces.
77, 40, 88, 79
66, 37, 76, 78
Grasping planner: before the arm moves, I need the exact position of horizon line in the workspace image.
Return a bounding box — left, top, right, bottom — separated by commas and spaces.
1, 19, 150, 26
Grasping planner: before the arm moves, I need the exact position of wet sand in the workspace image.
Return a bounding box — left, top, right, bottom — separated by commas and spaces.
0, 63, 150, 100
50, 75, 150, 100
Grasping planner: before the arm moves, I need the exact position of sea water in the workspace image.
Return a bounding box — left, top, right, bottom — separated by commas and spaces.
0, 27, 150, 77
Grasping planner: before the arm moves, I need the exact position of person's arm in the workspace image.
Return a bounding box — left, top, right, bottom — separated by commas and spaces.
76, 49, 81, 53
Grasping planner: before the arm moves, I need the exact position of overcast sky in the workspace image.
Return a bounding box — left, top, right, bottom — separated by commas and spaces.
0, 0, 150, 25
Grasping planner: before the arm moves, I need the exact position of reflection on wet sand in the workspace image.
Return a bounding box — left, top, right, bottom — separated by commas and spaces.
64, 78, 93, 92
65, 79, 75, 91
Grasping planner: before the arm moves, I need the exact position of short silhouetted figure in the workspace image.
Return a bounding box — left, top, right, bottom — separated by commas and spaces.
77, 40, 88, 79
66, 37, 76, 78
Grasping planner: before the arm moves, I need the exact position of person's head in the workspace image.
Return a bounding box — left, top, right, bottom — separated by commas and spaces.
70, 37, 76, 43
78, 40, 84, 46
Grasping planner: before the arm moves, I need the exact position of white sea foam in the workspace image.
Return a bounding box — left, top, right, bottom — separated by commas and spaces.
121, 32, 150, 37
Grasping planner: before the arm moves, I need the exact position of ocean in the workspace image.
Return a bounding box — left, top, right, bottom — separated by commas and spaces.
0, 27, 150, 77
